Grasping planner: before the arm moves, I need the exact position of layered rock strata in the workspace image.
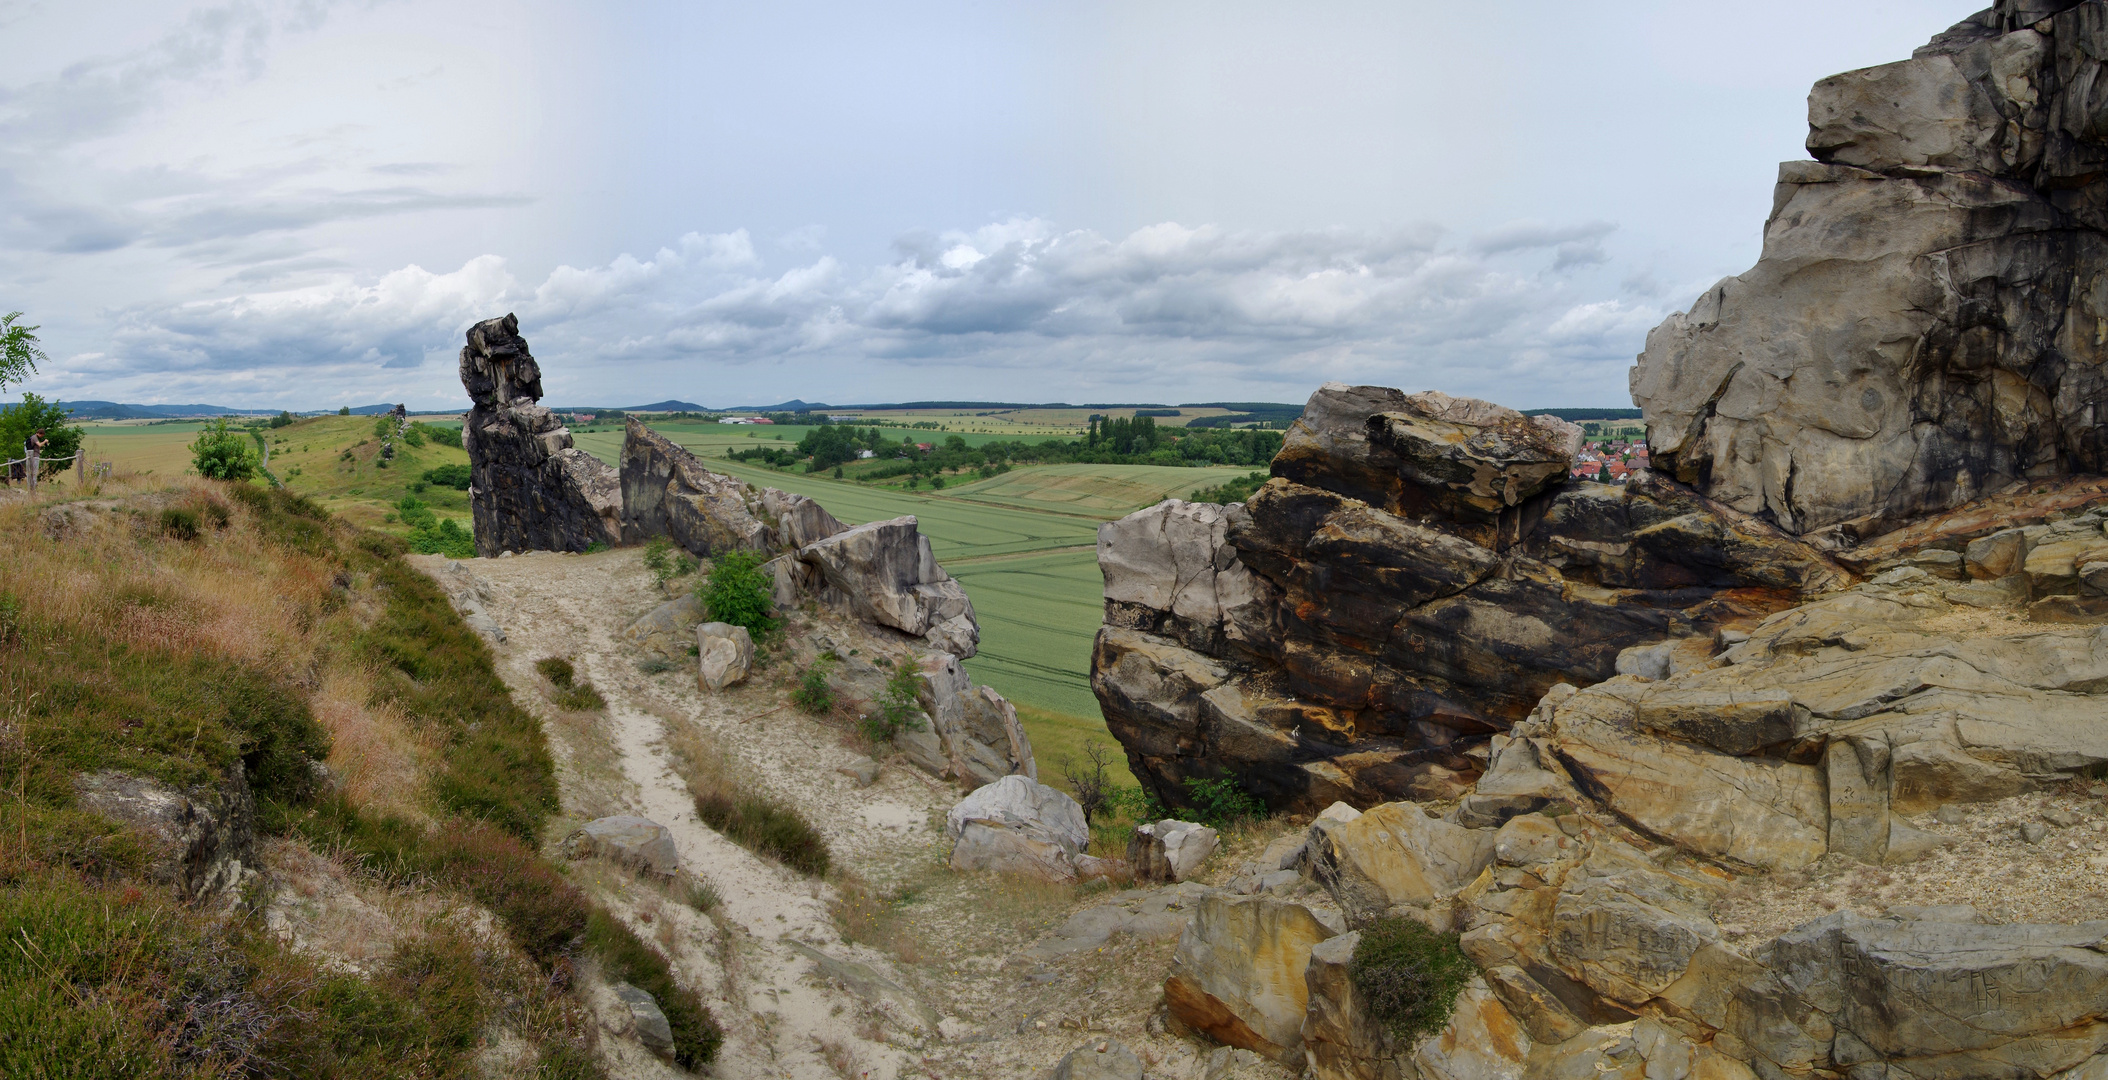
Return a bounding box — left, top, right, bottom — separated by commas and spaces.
1632, 0, 2108, 541
619, 419, 980, 658
1092, 383, 1849, 814
458, 314, 621, 555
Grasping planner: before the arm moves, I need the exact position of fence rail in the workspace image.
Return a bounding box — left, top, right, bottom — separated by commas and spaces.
3, 450, 90, 494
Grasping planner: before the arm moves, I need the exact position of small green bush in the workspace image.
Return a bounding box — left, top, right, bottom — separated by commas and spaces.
698, 550, 774, 632
189, 418, 259, 480
1185, 775, 1265, 827
421, 463, 471, 490
695, 791, 830, 876
1350, 916, 1475, 1042
535, 657, 576, 688
863, 661, 927, 744
636, 656, 674, 675
792, 657, 836, 715
536, 656, 605, 711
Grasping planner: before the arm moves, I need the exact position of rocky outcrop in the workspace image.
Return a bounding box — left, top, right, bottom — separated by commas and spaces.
800, 517, 980, 658
74, 767, 255, 901
1632, 2, 2108, 541
621, 593, 702, 662
458, 314, 621, 556
619, 418, 844, 556
560, 815, 680, 876
1092, 383, 1850, 815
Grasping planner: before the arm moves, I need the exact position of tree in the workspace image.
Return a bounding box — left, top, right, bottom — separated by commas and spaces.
190, 417, 260, 480
0, 313, 50, 391
338, 406, 350, 416
0, 393, 83, 464
1060, 744, 1119, 826
268, 410, 295, 428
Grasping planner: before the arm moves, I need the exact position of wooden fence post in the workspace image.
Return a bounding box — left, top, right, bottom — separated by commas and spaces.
27, 452, 38, 495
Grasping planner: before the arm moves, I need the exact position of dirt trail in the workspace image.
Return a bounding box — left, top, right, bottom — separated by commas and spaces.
412, 548, 1298, 1080
416, 549, 961, 1079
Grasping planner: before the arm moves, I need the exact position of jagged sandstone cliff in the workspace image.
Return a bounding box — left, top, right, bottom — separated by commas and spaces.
1093, 385, 1849, 815
1633, 0, 2108, 542
458, 313, 622, 555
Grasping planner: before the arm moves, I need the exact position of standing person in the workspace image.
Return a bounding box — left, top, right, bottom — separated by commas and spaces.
24, 429, 46, 486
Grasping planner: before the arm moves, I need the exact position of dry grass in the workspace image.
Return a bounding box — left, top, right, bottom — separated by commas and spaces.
313, 666, 431, 821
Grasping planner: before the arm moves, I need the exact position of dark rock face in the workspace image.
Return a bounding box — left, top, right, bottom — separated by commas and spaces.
1633, 0, 2108, 542
74, 766, 255, 901
459, 314, 620, 556
1091, 384, 1851, 815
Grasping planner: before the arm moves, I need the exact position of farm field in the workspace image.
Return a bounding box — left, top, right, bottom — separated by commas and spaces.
806, 404, 1245, 435
75, 420, 212, 476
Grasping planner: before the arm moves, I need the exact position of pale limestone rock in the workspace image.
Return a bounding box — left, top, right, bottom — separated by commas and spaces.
799, 516, 979, 658
1039, 1038, 1145, 1080
1164, 895, 1335, 1068
1547, 839, 1725, 1007
609, 982, 675, 1058
696, 622, 754, 691
1128, 819, 1220, 883
946, 775, 1089, 881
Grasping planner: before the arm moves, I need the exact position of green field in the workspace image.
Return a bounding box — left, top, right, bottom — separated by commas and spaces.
572, 423, 1249, 781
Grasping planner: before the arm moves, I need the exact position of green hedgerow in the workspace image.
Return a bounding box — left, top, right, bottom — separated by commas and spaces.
189, 418, 260, 480
1350, 916, 1475, 1042
698, 549, 774, 633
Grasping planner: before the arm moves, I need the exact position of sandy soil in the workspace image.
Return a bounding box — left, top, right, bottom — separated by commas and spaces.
413, 549, 1293, 1080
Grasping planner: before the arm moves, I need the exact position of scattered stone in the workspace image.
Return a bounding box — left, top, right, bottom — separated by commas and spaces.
1128, 819, 1219, 883
2028, 595, 2108, 623
2043, 808, 2082, 828
1934, 805, 1968, 826
2020, 821, 2051, 844
609, 981, 674, 1058
1040, 1038, 1145, 1080
458, 314, 621, 555
560, 816, 679, 876
696, 622, 754, 691
836, 758, 879, 787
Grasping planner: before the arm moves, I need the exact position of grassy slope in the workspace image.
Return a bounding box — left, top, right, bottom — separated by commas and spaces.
0, 477, 715, 1076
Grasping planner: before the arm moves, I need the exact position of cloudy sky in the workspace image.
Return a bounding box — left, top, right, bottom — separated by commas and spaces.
1, 1, 1977, 411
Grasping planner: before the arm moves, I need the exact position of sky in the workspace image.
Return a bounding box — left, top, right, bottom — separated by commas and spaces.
0, 0, 1981, 412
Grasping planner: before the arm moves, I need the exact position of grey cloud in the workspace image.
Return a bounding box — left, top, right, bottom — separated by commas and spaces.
1472, 219, 1617, 256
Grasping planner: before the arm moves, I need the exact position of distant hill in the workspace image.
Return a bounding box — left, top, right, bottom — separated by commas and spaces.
623, 400, 711, 412
56, 400, 254, 419
1531, 407, 1643, 421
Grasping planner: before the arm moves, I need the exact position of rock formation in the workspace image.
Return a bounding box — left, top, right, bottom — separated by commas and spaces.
1632, 1, 2108, 542
458, 314, 621, 555
1092, 383, 1850, 814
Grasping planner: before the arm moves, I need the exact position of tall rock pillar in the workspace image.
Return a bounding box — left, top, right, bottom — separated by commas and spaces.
458, 313, 621, 556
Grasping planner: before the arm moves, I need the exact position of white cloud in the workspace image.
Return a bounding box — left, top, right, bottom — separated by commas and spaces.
54, 217, 1660, 408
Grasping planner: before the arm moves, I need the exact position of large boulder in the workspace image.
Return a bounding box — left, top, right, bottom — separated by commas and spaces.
697, 622, 754, 691
799, 516, 980, 658
458, 314, 621, 555
945, 775, 1090, 881
1128, 819, 1219, 883
621, 593, 702, 662
1091, 383, 1849, 816
1631, 4, 2108, 541
1164, 895, 1337, 1068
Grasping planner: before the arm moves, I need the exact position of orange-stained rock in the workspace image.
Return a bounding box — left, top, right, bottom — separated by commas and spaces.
1164, 895, 1335, 1068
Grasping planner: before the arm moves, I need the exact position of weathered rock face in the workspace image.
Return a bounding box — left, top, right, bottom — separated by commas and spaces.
620, 418, 844, 556
74, 767, 255, 901
697, 622, 755, 691
1093, 383, 1849, 815
459, 314, 621, 556
1164, 895, 1337, 1068
800, 516, 980, 658
1128, 819, 1220, 884
945, 775, 1093, 881
1633, 2, 2108, 541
